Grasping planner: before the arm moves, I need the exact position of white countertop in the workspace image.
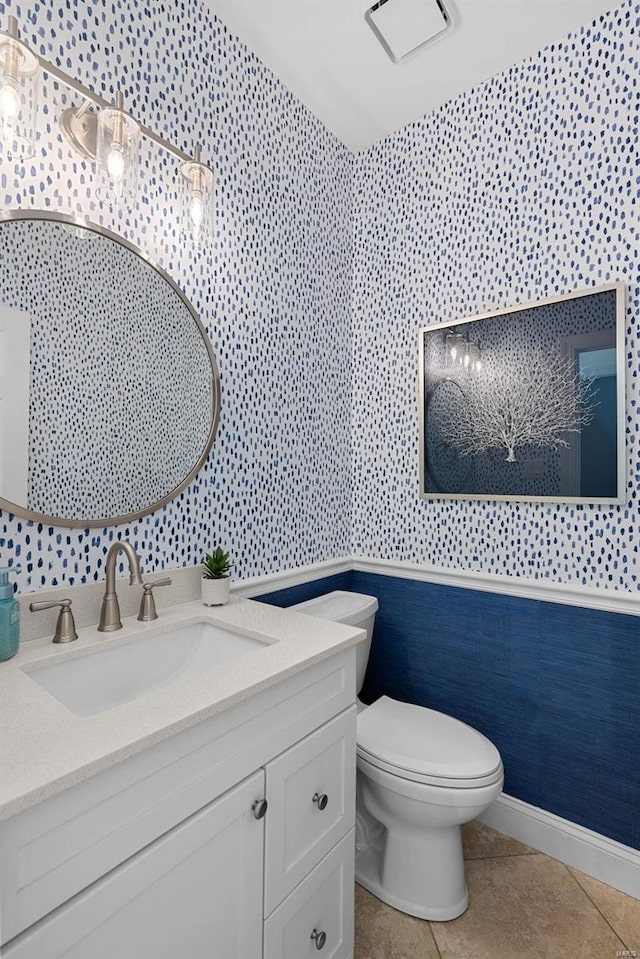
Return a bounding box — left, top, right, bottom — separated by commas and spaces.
0, 597, 364, 821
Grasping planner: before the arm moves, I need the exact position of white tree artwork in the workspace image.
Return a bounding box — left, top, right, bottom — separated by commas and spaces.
443, 352, 598, 463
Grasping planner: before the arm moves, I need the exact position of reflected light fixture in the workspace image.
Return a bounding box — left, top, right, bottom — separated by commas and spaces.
468, 341, 482, 372
445, 331, 464, 363
445, 330, 482, 374
180, 145, 214, 246
0, 15, 39, 161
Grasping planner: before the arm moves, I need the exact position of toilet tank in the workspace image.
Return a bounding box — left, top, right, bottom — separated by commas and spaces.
289, 590, 378, 695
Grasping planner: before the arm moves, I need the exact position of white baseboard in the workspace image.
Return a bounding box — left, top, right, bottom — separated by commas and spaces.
480, 793, 640, 900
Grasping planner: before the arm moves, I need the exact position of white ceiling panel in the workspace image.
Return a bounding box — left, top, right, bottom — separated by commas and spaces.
206, 0, 619, 152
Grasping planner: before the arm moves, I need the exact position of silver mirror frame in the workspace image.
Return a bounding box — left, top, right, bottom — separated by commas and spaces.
0, 210, 221, 528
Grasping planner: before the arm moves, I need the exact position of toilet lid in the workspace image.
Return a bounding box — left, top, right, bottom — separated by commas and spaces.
357, 696, 502, 784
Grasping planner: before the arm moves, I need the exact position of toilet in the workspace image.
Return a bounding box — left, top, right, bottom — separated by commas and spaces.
291, 590, 504, 921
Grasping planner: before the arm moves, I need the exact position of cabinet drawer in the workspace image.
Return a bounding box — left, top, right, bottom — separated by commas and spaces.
265, 707, 356, 914
264, 828, 355, 959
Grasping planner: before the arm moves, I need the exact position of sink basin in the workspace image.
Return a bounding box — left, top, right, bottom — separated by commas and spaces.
23, 621, 271, 716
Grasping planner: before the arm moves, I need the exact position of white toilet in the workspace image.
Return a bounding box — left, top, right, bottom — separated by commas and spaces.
291, 590, 504, 921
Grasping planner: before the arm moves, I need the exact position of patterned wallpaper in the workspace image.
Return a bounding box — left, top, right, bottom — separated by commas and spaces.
0, 0, 354, 590
1, 0, 638, 595
352, 0, 640, 590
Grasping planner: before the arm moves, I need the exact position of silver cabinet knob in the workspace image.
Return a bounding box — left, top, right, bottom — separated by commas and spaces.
29, 598, 78, 644
252, 798, 268, 820
312, 792, 328, 811
310, 928, 326, 950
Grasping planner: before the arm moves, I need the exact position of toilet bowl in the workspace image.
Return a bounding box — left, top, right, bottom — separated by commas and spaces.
291, 590, 504, 921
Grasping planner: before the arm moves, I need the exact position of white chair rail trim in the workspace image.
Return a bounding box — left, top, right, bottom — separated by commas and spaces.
235, 555, 640, 618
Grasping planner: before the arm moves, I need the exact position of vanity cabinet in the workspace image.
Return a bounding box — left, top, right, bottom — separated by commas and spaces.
3, 772, 265, 959
0, 648, 357, 959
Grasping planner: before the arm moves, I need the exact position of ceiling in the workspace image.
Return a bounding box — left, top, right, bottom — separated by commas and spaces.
206, 0, 618, 153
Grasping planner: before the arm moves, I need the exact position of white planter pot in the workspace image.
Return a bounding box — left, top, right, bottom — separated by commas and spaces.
201, 576, 230, 606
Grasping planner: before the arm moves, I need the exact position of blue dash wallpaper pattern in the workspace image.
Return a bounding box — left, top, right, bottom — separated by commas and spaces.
0, 0, 638, 855
0, 0, 354, 591
260, 571, 640, 850
351, 0, 640, 590
1, 0, 639, 595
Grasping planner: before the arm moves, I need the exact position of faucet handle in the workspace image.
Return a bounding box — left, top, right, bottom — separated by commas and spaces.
137, 578, 172, 622
29, 599, 78, 644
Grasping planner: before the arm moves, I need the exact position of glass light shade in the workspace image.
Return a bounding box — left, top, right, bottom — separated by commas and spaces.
96, 99, 140, 208
0, 22, 39, 162
180, 148, 214, 248
445, 332, 464, 365
468, 342, 482, 372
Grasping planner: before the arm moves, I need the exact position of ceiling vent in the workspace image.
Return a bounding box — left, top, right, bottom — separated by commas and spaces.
365, 0, 454, 64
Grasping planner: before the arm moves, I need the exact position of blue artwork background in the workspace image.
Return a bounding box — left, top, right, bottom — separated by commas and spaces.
421, 287, 621, 499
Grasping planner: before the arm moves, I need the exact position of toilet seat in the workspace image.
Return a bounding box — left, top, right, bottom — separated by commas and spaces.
357, 695, 503, 789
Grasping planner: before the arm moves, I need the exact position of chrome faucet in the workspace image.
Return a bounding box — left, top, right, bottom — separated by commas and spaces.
98, 540, 143, 632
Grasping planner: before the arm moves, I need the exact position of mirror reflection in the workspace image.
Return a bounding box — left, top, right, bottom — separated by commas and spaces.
0, 214, 219, 527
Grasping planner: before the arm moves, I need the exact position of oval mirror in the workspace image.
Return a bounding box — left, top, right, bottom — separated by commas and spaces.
0, 212, 220, 527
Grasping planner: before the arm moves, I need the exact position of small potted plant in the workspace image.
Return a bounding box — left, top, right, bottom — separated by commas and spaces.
201, 547, 233, 606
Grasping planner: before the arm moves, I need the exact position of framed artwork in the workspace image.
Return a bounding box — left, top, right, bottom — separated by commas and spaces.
419, 283, 625, 503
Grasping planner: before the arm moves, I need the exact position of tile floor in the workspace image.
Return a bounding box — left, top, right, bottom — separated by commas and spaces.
354, 822, 640, 959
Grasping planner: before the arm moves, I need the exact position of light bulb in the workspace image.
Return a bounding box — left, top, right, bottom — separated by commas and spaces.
107, 145, 125, 181
190, 191, 204, 229
0, 78, 19, 125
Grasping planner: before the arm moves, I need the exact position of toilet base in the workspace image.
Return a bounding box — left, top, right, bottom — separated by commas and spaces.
355, 830, 469, 921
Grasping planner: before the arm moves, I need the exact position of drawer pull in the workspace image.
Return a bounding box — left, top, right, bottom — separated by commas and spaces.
310, 928, 327, 950
252, 798, 268, 819
312, 792, 328, 811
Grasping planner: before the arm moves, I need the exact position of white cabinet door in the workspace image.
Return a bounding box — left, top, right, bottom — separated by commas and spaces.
4, 771, 265, 959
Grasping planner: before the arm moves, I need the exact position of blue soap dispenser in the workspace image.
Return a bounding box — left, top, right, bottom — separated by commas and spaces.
0, 564, 21, 662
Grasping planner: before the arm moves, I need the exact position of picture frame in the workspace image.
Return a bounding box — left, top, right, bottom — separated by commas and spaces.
418, 283, 626, 503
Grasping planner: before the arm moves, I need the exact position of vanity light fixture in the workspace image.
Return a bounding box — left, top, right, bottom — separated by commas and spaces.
1, 16, 215, 245
61, 92, 140, 208
96, 92, 140, 207
0, 16, 39, 161
180, 144, 214, 246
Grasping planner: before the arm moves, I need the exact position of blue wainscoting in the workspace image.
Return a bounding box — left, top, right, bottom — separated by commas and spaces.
258, 570, 640, 850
